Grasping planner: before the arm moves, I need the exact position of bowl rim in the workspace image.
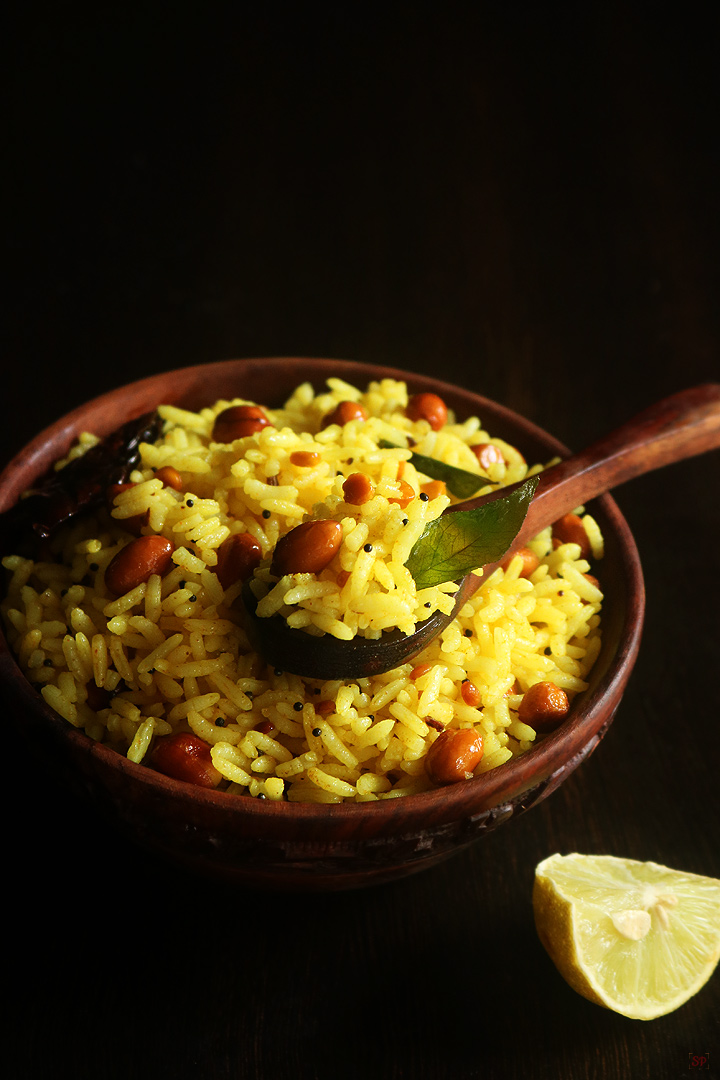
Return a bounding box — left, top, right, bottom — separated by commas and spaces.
0, 356, 645, 829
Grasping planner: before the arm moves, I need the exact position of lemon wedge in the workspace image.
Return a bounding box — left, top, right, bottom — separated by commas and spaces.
533, 853, 720, 1020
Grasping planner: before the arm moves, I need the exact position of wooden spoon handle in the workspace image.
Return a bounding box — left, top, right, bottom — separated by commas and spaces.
452, 384, 720, 545
522, 382, 720, 540
447, 384, 720, 606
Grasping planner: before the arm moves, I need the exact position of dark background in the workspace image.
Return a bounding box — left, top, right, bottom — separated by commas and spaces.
4, 6, 719, 1079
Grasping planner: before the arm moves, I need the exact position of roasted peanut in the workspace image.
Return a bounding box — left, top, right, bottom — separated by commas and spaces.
406, 392, 448, 431
410, 662, 433, 680
321, 401, 369, 428
270, 519, 343, 577
518, 681, 570, 732
501, 546, 540, 578
551, 513, 591, 559
461, 679, 482, 707
342, 472, 375, 505
426, 728, 484, 785
213, 404, 270, 442
289, 450, 321, 467
215, 532, 263, 588
154, 465, 183, 490
104, 535, 175, 595
150, 733, 222, 789
314, 700, 336, 717
471, 442, 504, 470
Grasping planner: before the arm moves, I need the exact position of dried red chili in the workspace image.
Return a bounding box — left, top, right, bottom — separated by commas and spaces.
0, 411, 163, 556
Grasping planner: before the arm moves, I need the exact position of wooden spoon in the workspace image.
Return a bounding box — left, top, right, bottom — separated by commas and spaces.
241, 384, 720, 679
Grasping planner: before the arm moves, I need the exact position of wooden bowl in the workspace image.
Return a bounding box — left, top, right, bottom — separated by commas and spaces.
0, 358, 645, 890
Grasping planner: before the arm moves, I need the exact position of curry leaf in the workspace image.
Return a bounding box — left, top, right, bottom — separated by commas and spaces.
379, 440, 490, 497
405, 476, 539, 589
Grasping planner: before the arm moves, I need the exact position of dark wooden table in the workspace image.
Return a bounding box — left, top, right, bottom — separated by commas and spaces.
4, 8, 719, 1079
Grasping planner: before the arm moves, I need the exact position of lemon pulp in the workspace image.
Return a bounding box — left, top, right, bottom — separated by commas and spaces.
533, 853, 720, 1020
